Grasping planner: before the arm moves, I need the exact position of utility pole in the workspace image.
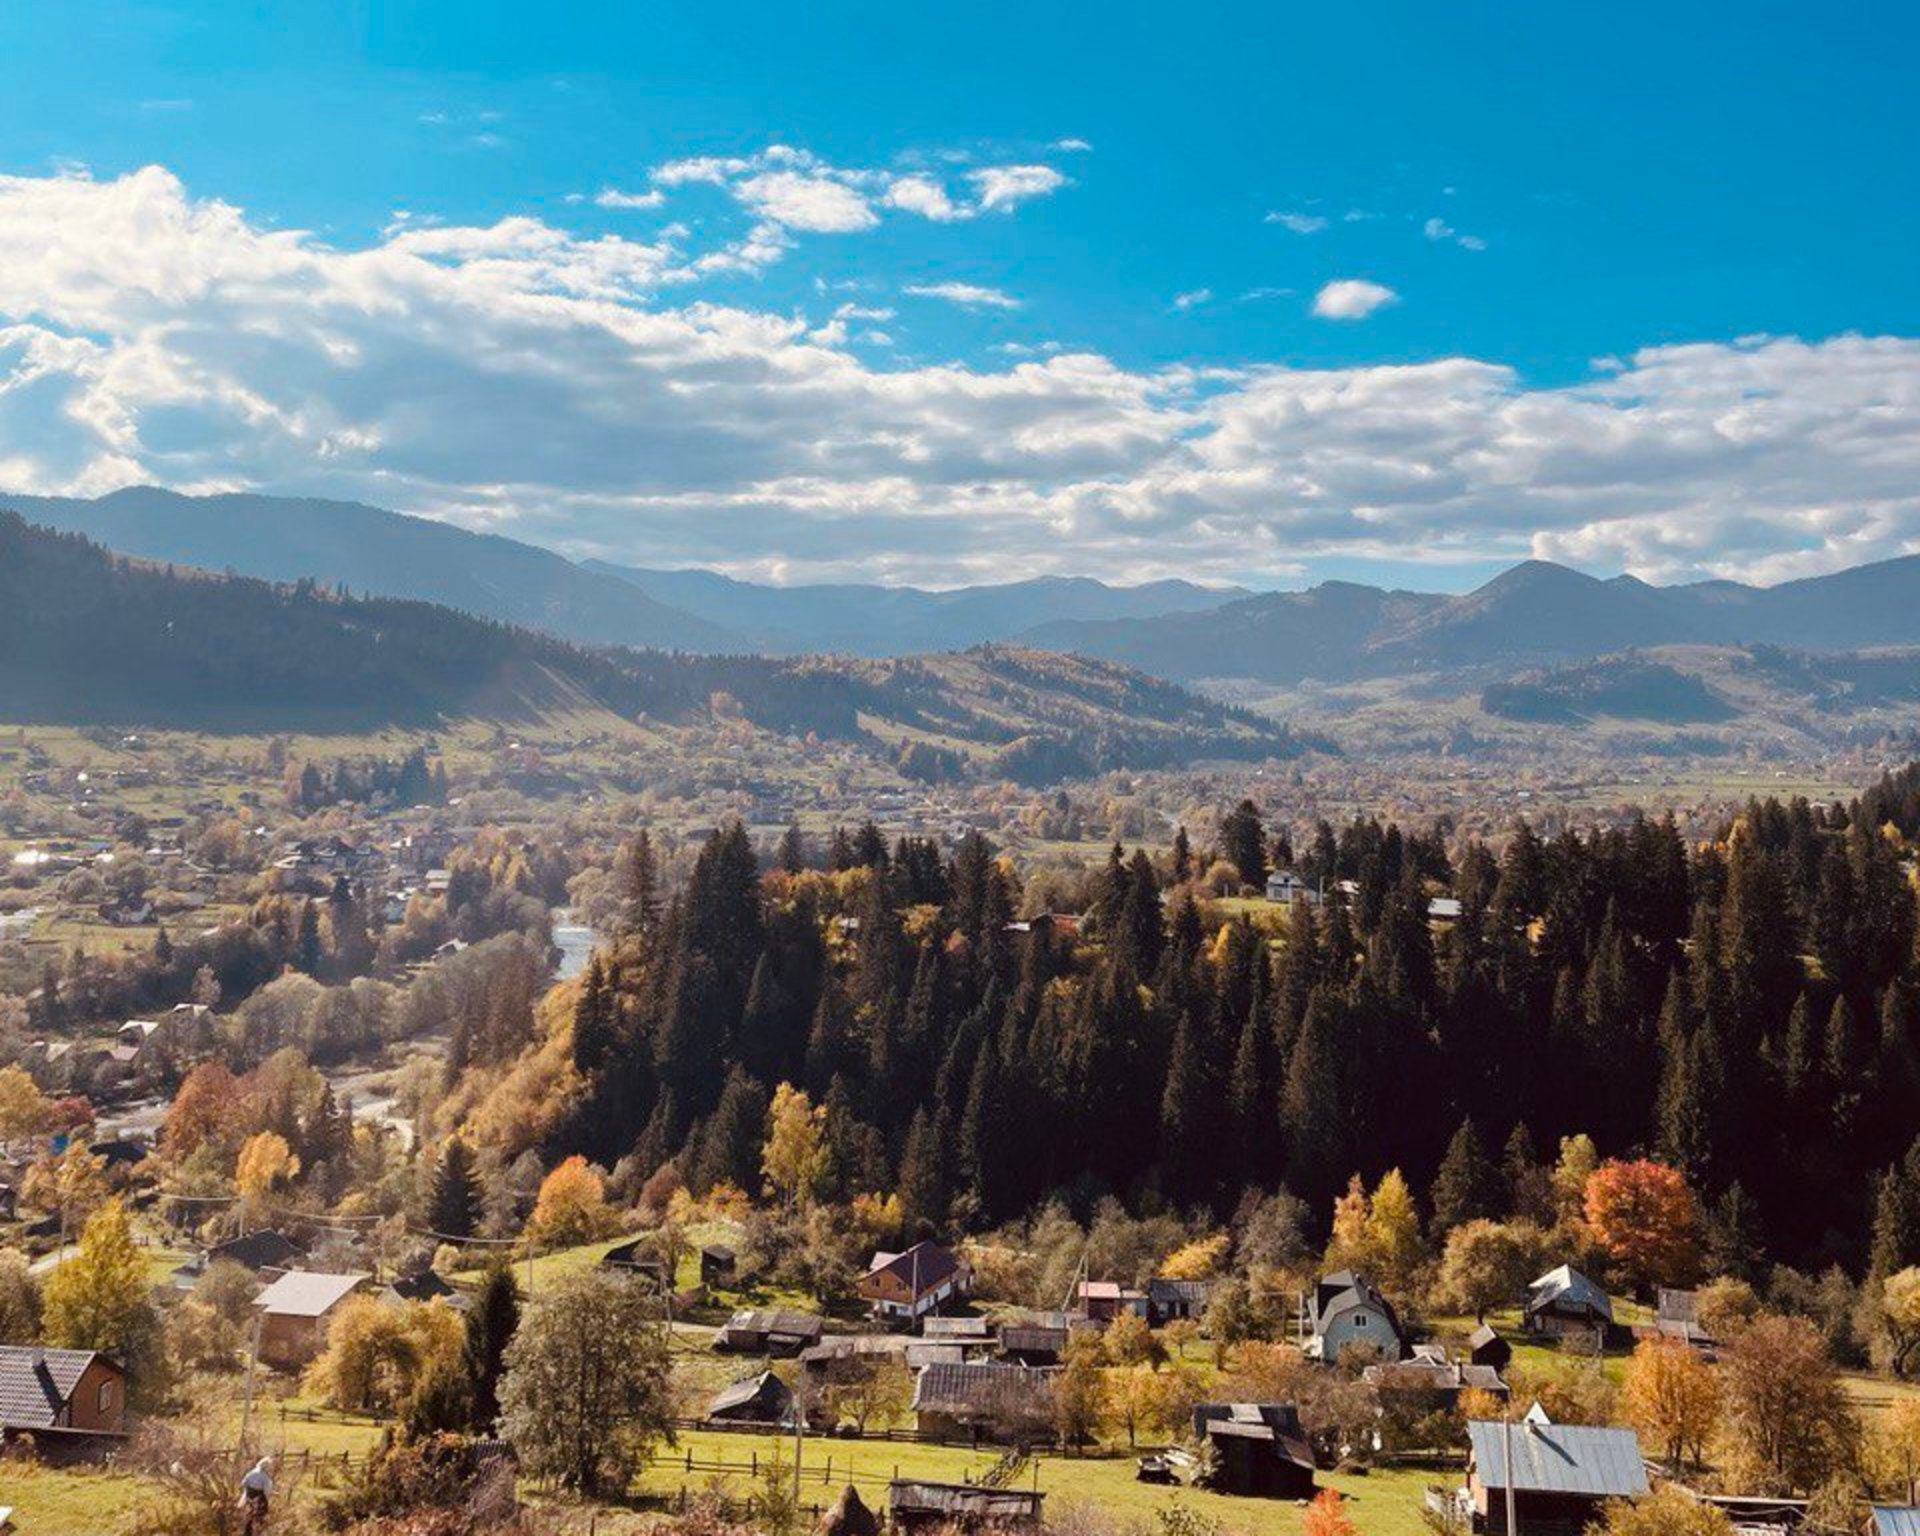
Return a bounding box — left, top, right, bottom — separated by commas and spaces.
1503, 1411, 1518, 1536
239, 1310, 264, 1451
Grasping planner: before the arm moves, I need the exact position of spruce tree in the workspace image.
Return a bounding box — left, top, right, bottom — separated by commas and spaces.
572, 955, 614, 1075
1220, 799, 1268, 890
463, 1261, 522, 1431
428, 1136, 483, 1240
1430, 1119, 1501, 1236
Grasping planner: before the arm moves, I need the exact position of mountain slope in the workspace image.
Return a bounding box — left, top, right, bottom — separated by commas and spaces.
9, 486, 733, 653
585, 560, 1243, 655
0, 514, 1306, 781
1034, 554, 1920, 684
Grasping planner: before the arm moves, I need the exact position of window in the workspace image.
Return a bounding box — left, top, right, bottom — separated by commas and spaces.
1354, 1313, 1369, 1328
98, 1379, 114, 1414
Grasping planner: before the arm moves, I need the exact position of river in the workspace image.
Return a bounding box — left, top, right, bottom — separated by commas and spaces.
552, 907, 598, 980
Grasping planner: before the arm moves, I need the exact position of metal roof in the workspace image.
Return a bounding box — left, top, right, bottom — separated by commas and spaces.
1526, 1264, 1614, 1323
1467, 1420, 1648, 1498
1875, 1510, 1920, 1536
252, 1269, 371, 1318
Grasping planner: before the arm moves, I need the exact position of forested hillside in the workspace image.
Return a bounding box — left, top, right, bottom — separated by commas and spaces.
511, 776, 1920, 1279
0, 513, 1301, 781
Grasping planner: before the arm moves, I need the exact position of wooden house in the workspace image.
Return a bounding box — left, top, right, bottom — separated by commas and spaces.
0, 1346, 128, 1443
1190, 1403, 1317, 1498
1459, 1411, 1647, 1534
910, 1361, 1054, 1443
705, 1370, 798, 1427
1467, 1323, 1511, 1370
857, 1241, 970, 1324
1304, 1270, 1406, 1363
252, 1270, 373, 1368
1523, 1266, 1612, 1341
715, 1308, 825, 1357
888, 1480, 1043, 1531
1075, 1280, 1148, 1323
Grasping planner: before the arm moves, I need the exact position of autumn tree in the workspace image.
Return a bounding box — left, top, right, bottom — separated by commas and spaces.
1584, 1158, 1700, 1295
1622, 1336, 1719, 1472
234, 1130, 299, 1223
1719, 1313, 1857, 1494
498, 1270, 674, 1495
762, 1082, 828, 1210
0, 1065, 48, 1145
1301, 1488, 1357, 1536
529, 1156, 614, 1246
1589, 1488, 1733, 1536
1436, 1220, 1541, 1322
1053, 1331, 1108, 1450
304, 1295, 463, 1414
41, 1201, 165, 1399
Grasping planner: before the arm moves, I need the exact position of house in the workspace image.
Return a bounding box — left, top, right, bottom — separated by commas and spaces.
1147, 1277, 1211, 1324
705, 1371, 798, 1427
87, 1139, 150, 1175
1304, 1271, 1407, 1363
888, 1480, 1044, 1532
1362, 1347, 1507, 1409
715, 1308, 825, 1357
1075, 1280, 1149, 1323
1456, 1408, 1647, 1534
998, 1324, 1069, 1367
1874, 1510, 1920, 1536
857, 1241, 971, 1323
1524, 1265, 1613, 1340
0, 1345, 129, 1442
252, 1270, 374, 1368
1265, 871, 1321, 907
910, 1361, 1054, 1443
1653, 1288, 1715, 1350
700, 1244, 737, 1287
1191, 1404, 1317, 1498
599, 1238, 670, 1287
383, 1269, 464, 1308
174, 1229, 306, 1287
1467, 1324, 1512, 1371
922, 1316, 995, 1349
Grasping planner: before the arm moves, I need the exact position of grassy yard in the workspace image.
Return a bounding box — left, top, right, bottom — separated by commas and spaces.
0, 1461, 164, 1536
626, 1425, 1439, 1536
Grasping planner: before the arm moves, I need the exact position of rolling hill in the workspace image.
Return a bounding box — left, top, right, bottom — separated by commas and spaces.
0, 513, 1308, 784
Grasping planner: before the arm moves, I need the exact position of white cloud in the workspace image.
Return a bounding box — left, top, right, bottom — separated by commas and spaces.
904, 282, 1021, 310
7, 166, 1920, 587
736, 171, 876, 233
596, 186, 666, 210
968, 164, 1066, 212
1172, 289, 1213, 311
1312, 279, 1399, 320
1053, 138, 1093, 153
1423, 215, 1486, 251
884, 174, 963, 222
1265, 211, 1328, 234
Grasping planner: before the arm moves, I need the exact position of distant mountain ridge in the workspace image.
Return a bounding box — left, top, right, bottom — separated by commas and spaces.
10, 486, 1244, 659
584, 560, 1243, 655
1026, 554, 1920, 683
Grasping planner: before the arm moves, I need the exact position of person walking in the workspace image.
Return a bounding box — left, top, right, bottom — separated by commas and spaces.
238, 1455, 274, 1533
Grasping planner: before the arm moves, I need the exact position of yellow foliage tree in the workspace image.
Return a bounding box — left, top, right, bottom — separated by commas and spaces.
0, 1065, 49, 1144
1621, 1336, 1719, 1472
234, 1130, 300, 1222
1160, 1232, 1230, 1280
530, 1155, 613, 1246
1365, 1169, 1424, 1293
304, 1295, 464, 1414
762, 1082, 829, 1210
41, 1201, 160, 1382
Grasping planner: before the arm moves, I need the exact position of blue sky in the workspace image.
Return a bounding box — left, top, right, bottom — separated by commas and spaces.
0, 1, 1916, 589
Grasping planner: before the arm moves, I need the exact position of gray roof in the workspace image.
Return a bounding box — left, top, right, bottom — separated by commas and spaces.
889, 1481, 1043, 1520
1876, 1511, 1920, 1536
1467, 1420, 1648, 1498
720, 1308, 825, 1341
0, 1346, 113, 1430
911, 1361, 1053, 1421
1526, 1264, 1613, 1323
707, 1371, 796, 1423
921, 1316, 994, 1339
253, 1269, 371, 1318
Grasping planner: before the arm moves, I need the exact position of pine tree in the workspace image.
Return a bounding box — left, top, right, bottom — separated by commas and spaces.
1430, 1120, 1501, 1236
463, 1261, 522, 1432
428, 1136, 483, 1240
572, 955, 614, 1075
1281, 986, 1350, 1211
1171, 825, 1192, 884
897, 1107, 944, 1231
777, 823, 806, 874
1221, 799, 1268, 890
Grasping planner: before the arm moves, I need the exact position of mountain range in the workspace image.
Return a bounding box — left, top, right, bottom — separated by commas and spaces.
19, 486, 1920, 693
8, 487, 1240, 658
1027, 556, 1920, 683
0, 514, 1303, 783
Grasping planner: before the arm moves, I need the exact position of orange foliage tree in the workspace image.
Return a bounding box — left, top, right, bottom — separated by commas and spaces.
1584, 1158, 1700, 1295
1301, 1488, 1356, 1536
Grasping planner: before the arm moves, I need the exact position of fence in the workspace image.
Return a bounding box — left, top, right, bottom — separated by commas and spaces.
673, 1415, 1058, 1450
